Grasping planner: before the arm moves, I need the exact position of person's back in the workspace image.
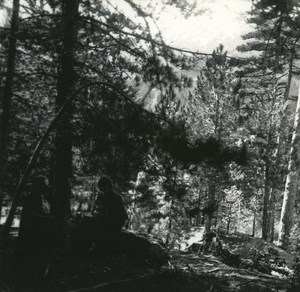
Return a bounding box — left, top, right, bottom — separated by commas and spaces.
19, 191, 44, 244
19, 176, 54, 249
102, 189, 128, 232
96, 176, 128, 235
92, 191, 105, 216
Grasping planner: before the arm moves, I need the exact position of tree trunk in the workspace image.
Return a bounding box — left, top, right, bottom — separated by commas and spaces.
0, 0, 19, 162
204, 184, 215, 234
252, 209, 256, 237
52, 0, 79, 228
278, 85, 300, 250
274, 11, 283, 73
214, 91, 220, 138
0, 0, 20, 221
227, 205, 232, 231
262, 51, 295, 242
237, 199, 241, 232
165, 199, 174, 247
269, 193, 275, 241
262, 160, 271, 240
261, 12, 293, 243
196, 189, 201, 226
214, 202, 218, 228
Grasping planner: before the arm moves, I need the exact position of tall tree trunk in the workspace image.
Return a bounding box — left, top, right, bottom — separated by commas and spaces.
226, 205, 232, 231
196, 189, 201, 226
262, 51, 295, 242
274, 11, 283, 73
237, 198, 241, 232
204, 184, 215, 234
261, 12, 287, 242
278, 85, 300, 250
214, 91, 220, 138
165, 199, 174, 247
252, 209, 256, 237
262, 128, 277, 242
269, 195, 275, 240
0, 0, 19, 162
52, 0, 79, 235
262, 159, 271, 240
0, 0, 20, 221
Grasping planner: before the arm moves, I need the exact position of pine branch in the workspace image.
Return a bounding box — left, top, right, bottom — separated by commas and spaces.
80, 16, 243, 62
18, 14, 59, 23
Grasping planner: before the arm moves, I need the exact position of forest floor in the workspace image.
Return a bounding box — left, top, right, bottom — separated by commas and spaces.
0, 230, 298, 292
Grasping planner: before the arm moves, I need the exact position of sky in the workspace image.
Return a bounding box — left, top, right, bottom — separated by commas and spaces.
0, 0, 252, 55
109, 0, 253, 55
151, 0, 252, 55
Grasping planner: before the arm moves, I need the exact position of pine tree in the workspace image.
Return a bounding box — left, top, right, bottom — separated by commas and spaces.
51, 0, 79, 242
238, 0, 300, 242
0, 0, 206, 236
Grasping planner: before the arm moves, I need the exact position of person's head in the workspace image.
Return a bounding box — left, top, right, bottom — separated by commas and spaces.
98, 176, 112, 193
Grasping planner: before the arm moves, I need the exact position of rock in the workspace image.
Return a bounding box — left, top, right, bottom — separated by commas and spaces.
68, 217, 169, 266
117, 231, 170, 266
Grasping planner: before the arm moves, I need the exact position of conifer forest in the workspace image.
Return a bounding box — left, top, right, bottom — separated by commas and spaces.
1, 0, 300, 291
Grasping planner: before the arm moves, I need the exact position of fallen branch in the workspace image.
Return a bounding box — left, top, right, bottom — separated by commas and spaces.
236, 268, 286, 280
207, 268, 220, 273
234, 279, 258, 287
253, 282, 277, 292
68, 275, 146, 292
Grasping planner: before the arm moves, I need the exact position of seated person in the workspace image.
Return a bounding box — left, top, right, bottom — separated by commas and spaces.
94, 176, 128, 235
72, 176, 128, 250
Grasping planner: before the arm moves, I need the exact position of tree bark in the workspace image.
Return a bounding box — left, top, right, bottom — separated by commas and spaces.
226, 205, 231, 231
262, 160, 271, 240
52, 0, 79, 226
278, 85, 300, 250
165, 199, 174, 247
0, 0, 20, 221
252, 209, 256, 237
204, 184, 215, 234
0, 0, 19, 162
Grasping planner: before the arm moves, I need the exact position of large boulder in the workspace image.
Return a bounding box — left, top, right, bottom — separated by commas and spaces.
107, 230, 170, 267
69, 217, 170, 267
